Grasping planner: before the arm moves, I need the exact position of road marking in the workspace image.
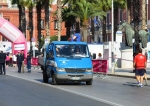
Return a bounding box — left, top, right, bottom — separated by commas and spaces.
7, 73, 123, 106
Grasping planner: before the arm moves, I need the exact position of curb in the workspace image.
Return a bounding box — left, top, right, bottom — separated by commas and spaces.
107, 73, 150, 80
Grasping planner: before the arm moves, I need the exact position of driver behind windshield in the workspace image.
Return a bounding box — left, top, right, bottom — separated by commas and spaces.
74, 46, 81, 53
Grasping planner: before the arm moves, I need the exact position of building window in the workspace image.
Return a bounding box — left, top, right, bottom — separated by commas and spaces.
54, 20, 58, 30
41, 19, 45, 29
2, 36, 7, 41
5, 18, 9, 21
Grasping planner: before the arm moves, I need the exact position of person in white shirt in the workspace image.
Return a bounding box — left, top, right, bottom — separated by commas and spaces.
13, 54, 17, 67
97, 53, 102, 59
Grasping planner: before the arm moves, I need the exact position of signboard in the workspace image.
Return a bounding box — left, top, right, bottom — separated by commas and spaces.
0, 22, 20, 42
92, 60, 108, 73
14, 44, 25, 50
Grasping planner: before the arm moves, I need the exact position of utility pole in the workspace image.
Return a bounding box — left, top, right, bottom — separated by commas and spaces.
111, 0, 115, 73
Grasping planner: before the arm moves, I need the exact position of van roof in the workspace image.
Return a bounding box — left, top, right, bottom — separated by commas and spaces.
52, 41, 87, 45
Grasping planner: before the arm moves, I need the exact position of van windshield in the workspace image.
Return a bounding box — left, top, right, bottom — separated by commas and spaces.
55, 44, 90, 58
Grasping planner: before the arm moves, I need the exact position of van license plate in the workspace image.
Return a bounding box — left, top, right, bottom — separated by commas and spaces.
71, 77, 80, 80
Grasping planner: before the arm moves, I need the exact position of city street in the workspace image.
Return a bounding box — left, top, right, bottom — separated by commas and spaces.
1, 67, 150, 106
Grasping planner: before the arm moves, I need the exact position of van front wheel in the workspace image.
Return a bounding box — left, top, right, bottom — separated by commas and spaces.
86, 80, 92, 85
43, 69, 49, 83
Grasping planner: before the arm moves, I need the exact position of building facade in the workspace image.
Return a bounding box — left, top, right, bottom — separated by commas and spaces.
0, 0, 66, 42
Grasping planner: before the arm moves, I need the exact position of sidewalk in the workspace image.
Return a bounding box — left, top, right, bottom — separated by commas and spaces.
107, 68, 150, 80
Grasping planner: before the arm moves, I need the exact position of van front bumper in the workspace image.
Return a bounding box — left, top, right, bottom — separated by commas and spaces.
55, 73, 93, 81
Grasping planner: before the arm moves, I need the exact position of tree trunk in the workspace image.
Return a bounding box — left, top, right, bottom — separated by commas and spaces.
29, 7, 33, 56
102, 16, 106, 42
21, 6, 26, 37
65, 21, 71, 39
82, 27, 88, 42
36, 3, 42, 52
91, 18, 94, 41
75, 22, 80, 33
141, 0, 146, 30
57, 0, 62, 41
45, 0, 50, 43
114, 8, 119, 41
127, 0, 131, 24
66, 27, 70, 39
18, 5, 22, 31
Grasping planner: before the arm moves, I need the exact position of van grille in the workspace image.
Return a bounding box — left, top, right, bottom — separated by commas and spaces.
65, 68, 86, 73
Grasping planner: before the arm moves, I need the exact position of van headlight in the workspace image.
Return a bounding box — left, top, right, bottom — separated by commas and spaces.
86, 69, 92, 72
54, 62, 57, 67
56, 67, 65, 72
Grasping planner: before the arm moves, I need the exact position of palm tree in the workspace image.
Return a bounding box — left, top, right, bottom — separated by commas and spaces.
141, 0, 146, 30
61, 7, 75, 39
57, 0, 62, 41
11, 0, 26, 37
36, 0, 44, 51
113, 0, 127, 41
99, 0, 111, 42
62, 0, 83, 36
44, 0, 52, 43
25, 0, 36, 56
127, 0, 131, 24
66, 0, 105, 42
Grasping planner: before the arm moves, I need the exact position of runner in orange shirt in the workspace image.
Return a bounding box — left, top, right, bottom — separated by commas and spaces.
134, 48, 147, 87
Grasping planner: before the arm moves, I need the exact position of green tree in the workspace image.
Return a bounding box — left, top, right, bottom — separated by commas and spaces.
25, 0, 36, 55
127, 0, 131, 24
99, 0, 111, 42
61, 7, 75, 39
141, 0, 146, 30
36, 0, 44, 52
62, 0, 83, 35
11, 0, 26, 37
113, 0, 127, 41
57, 0, 62, 41
66, 0, 105, 42
44, 0, 53, 42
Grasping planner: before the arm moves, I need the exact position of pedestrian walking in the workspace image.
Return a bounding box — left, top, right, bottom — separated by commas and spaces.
9, 53, 13, 67
16, 51, 23, 73
133, 48, 147, 87
5, 53, 10, 68
0, 50, 6, 75
21, 50, 25, 73
26, 52, 31, 73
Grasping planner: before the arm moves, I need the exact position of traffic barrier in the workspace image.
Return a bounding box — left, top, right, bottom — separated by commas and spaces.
24, 58, 38, 66
23, 58, 41, 70
92, 59, 109, 79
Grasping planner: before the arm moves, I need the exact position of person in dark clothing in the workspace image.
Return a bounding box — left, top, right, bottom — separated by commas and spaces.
16, 51, 23, 73
21, 50, 25, 73
0, 50, 6, 75
26, 52, 31, 73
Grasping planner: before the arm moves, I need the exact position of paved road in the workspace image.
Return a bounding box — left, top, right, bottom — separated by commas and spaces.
0, 75, 112, 106
3, 67, 150, 106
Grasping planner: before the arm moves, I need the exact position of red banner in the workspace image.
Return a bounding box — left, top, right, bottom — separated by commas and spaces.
92, 60, 108, 73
